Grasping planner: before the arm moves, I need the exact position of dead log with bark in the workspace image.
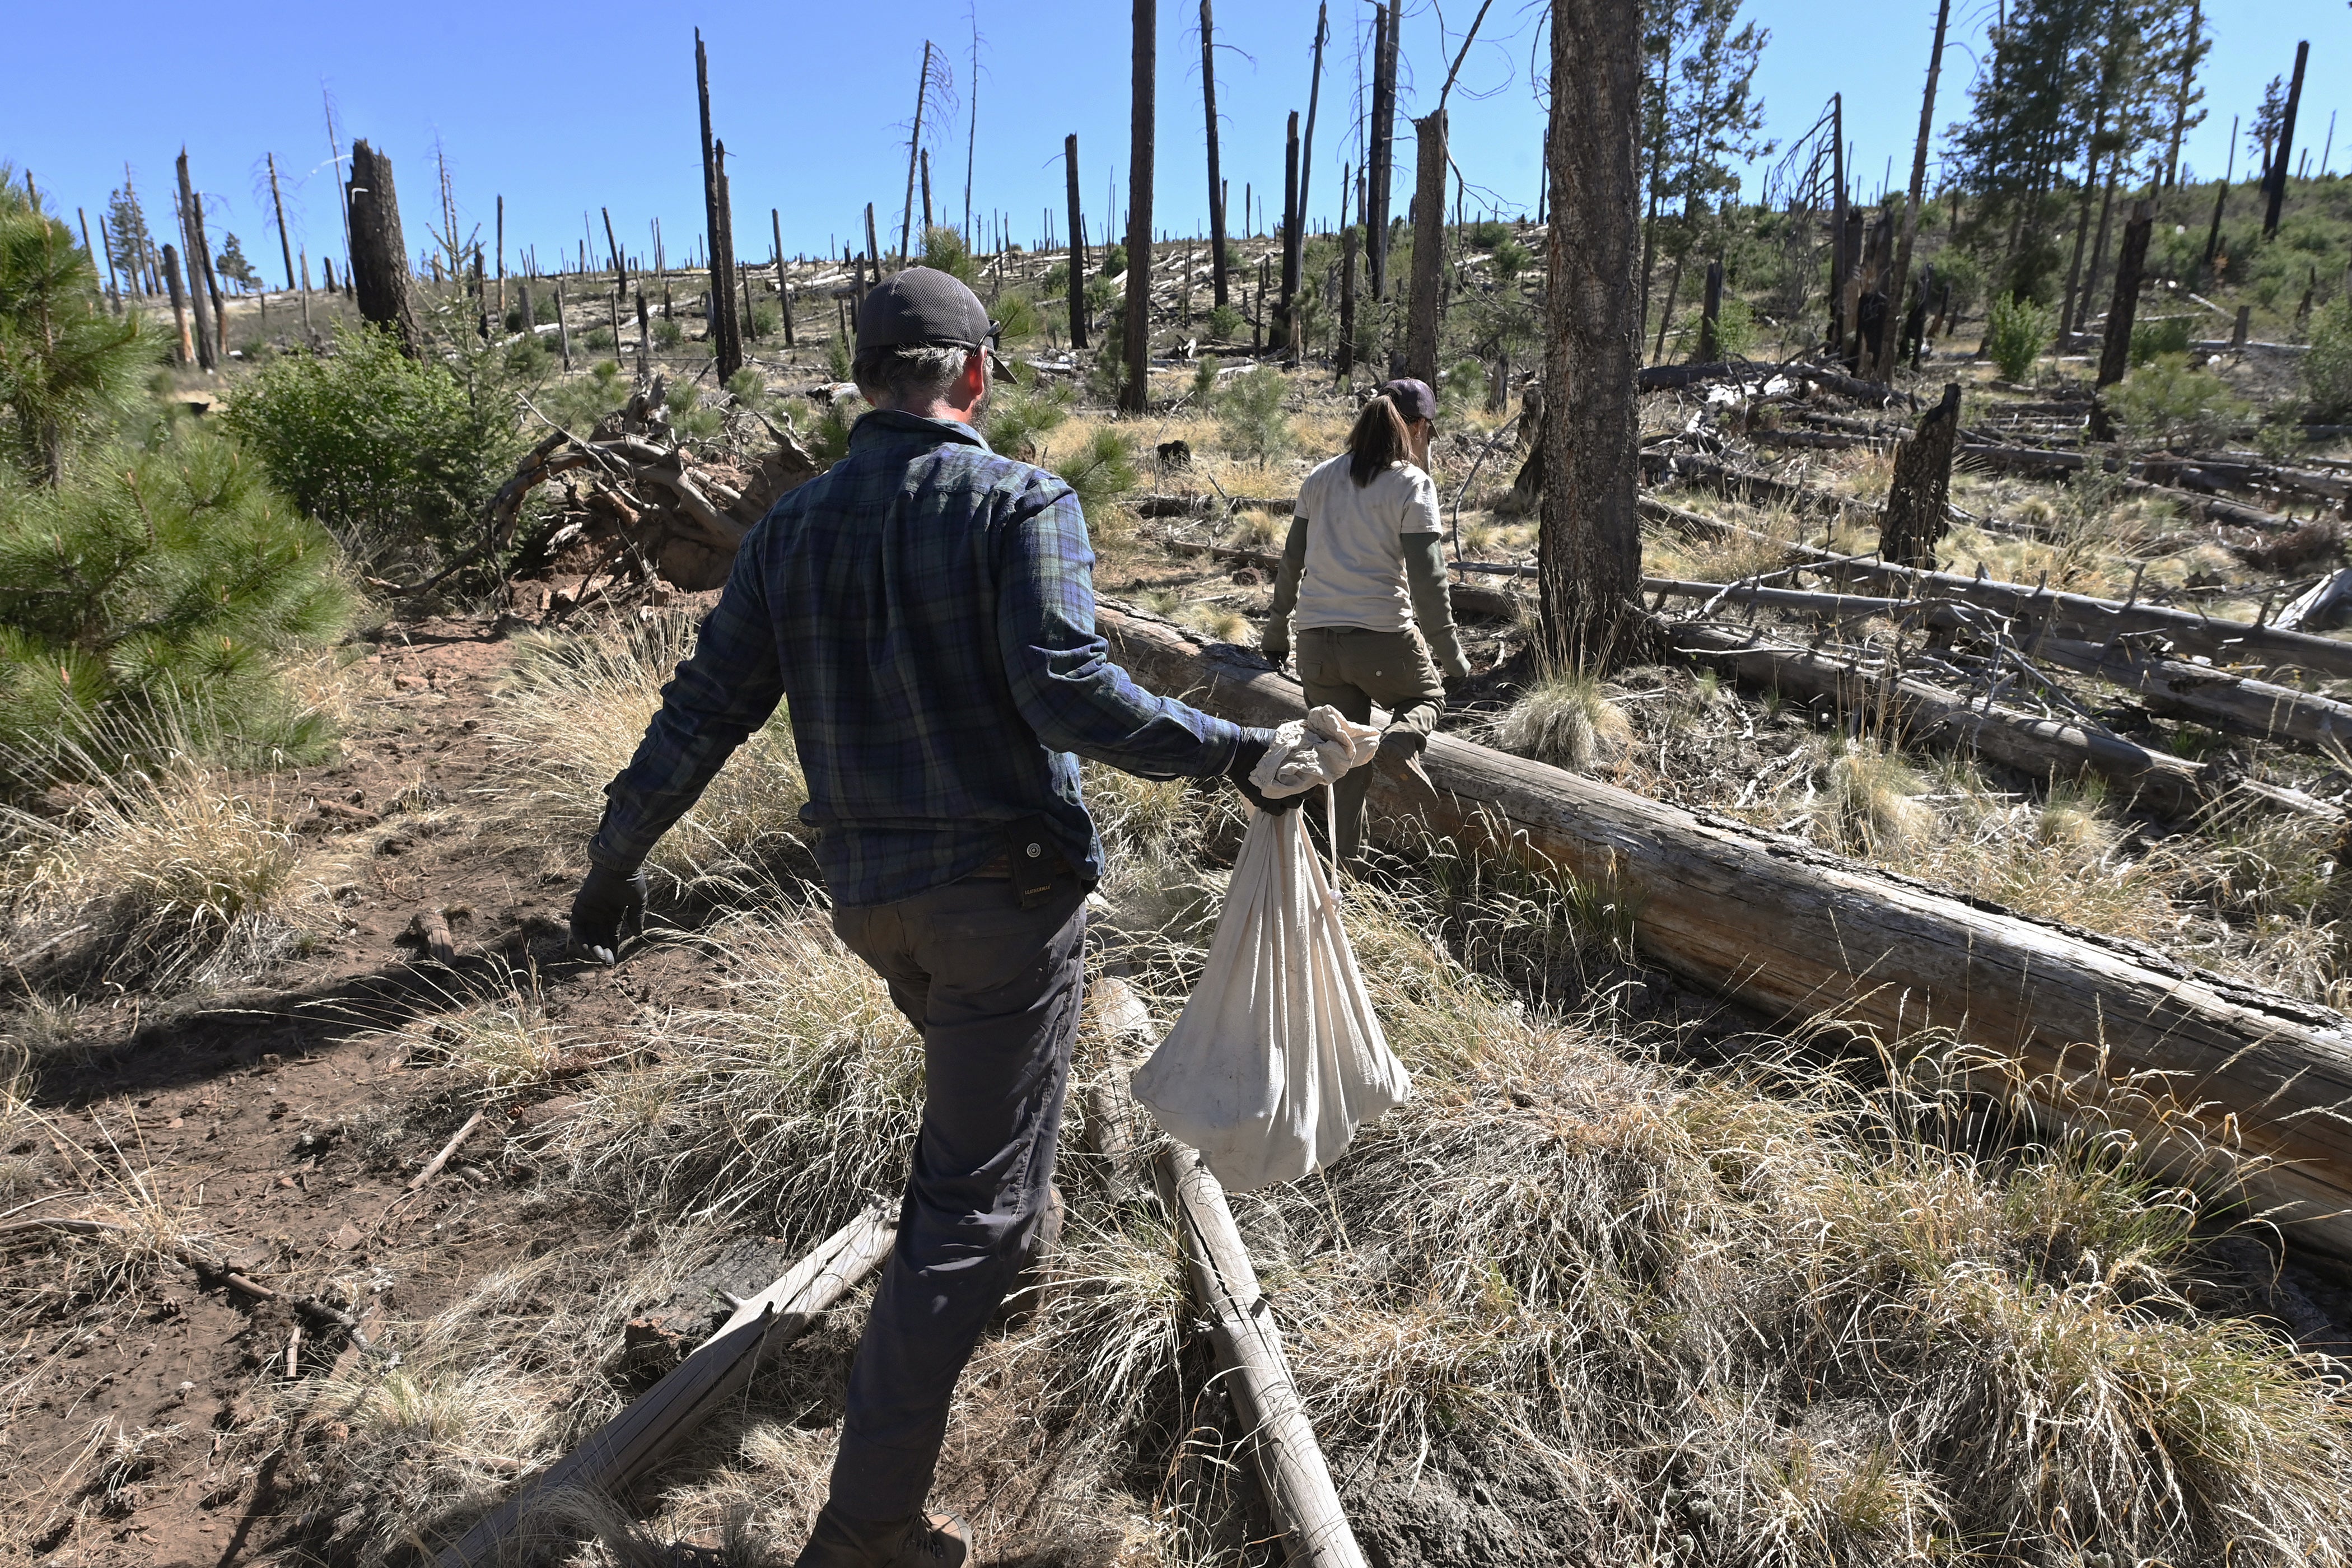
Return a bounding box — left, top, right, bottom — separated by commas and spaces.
1157, 1142, 1370, 1567
1095, 601, 2352, 1259
1958, 444, 2298, 532
1804, 553, 2352, 683
437, 1207, 896, 1568
1636, 358, 1900, 405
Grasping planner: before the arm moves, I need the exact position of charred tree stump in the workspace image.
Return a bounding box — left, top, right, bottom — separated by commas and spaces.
174, 151, 216, 370
1404, 108, 1448, 386
1879, 381, 1962, 569
1276, 110, 1300, 354
1337, 198, 1359, 380
1696, 256, 1723, 363
2089, 199, 2153, 438
346, 140, 421, 356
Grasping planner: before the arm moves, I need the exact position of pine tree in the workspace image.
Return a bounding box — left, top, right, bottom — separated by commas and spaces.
0, 167, 158, 484
215, 233, 260, 292
105, 181, 155, 293
1636, 0, 1770, 333
0, 428, 352, 767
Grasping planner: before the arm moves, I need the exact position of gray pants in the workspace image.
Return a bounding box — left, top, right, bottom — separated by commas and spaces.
1295, 624, 1446, 862
824, 871, 1088, 1523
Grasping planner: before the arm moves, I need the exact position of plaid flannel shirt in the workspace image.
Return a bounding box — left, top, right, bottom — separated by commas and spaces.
590, 408, 1244, 907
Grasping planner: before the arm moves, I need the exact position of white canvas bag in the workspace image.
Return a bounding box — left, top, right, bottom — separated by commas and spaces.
1130, 708, 1413, 1191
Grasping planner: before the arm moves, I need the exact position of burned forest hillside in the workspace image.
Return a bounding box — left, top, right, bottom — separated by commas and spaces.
12, 2, 2352, 1565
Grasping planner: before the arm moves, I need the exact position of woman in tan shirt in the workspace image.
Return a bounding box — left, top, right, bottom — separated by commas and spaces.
1262, 377, 1467, 862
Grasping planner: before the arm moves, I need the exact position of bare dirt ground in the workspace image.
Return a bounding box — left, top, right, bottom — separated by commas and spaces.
1, 619, 740, 1566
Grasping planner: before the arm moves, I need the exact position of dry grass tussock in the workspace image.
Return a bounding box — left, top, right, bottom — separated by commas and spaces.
1493, 668, 1634, 772
0, 725, 338, 996
482, 612, 810, 895
268, 652, 2352, 1565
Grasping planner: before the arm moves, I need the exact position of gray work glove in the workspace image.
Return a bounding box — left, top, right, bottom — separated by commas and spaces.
568, 861, 647, 964
1226, 729, 1306, 815
1261, 621, 1290, 663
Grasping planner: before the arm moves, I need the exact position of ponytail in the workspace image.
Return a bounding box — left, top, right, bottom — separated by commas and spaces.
1346, 394, 1413, 487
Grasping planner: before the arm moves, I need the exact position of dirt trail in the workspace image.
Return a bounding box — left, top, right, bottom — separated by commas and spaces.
3, 617, 734, 1566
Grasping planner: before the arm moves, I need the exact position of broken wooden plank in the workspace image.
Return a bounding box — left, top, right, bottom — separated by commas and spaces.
436, 1205, 895, 1568
1095, 601, 2352, 1259
1155, 1142, 1369, 1568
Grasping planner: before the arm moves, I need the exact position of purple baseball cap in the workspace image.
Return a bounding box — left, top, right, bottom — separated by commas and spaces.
1380, 377, 1436, 423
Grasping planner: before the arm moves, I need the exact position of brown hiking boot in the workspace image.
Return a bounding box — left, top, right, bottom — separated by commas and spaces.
791, 1504, 971, 1568
992, 1183, 1064, 1333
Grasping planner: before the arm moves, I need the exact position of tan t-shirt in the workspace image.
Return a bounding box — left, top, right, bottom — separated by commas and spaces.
1291, 454, 1443, 632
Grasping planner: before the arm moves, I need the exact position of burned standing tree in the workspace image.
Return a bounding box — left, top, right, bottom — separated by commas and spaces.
1366, 0, 1400, 305
346, 139, 421, 356
1277, 111, 1301, 354
1874, 0, 1953, 383
1879, 382, 1963, 570
898, 40, 939, 264
160, 242, 193, 366
267, 153, 296, 293
696, 30, 743, 382
1404, 2, 1493, 386
1122, 0, 1156, 414
1201, 0, 1230, 309
1065, 135, 1088, 351
2088, 199, 2153, 440
2265, 40, 2309, 240
1539, 0, 1644, 665
174, 151, 216, 370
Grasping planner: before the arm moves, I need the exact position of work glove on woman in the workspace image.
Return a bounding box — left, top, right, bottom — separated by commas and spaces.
568, 861, 647, 965
1226, 729, 1306, 815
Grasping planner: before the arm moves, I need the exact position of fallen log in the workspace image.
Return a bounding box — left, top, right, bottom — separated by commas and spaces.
1095, 603, 2352, 1259
2033, 634, 2352, 751
1800, 554, 2352, 683
1650, 454, 1866, 519
1156, 1143, 1369, 1568
1641, 578, 2352, 754
2276, 568, 2352, 633
437, 1205, 895, 1567
1638, 358, 1900, 405
1958, 444, 2295, 532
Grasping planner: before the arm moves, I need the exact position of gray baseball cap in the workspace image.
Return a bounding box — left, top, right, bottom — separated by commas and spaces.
856, 266, 998, 352
1379, 377, 1437, 423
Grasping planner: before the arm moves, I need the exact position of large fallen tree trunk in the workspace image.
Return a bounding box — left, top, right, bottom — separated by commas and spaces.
1958, 444, 2296, 531
1803, 554, 2352, 683
2033, 633, 2352, 752
1666, 619, 2214, 819
1639, 577, 2352, 753
1096, 602, 2352, 1259
1637, 358, 1900, 405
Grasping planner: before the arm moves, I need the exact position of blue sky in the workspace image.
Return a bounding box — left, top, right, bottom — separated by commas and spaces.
4, 3, 2342, 285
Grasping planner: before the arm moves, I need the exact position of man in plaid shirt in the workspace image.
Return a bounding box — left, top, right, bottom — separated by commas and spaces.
567, 268, 1295, 1568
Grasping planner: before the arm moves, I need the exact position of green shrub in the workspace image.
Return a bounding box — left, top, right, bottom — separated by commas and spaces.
1206, 303, 1245, 342
0, 428, 352, 773
725, 367, 766, 410
582, 326, 615, 349
1987, 293, 2055, 382
1051, 425, 1137, 516
1439, 357, 1486, 420
542, 360, 627, 436
2130, 315, 2195, 367
1491, 237, 1530, 282
2303, 300, 2352, 420
2112, 353, 2251, 451
811, 392, 865, 464
1217, 366, 1292, 467
1192, 354, 1222, 403
826, 335, 852, 383
992, 290, 1041, 345
1099, 244, 1127, 278
983, 378, 1071, 461
224, 324, 524, 563
0, 175, 161, 483
1711, 295, 1757, 358
653, 316, 683, 349
920, 226, 978, 286
743, 303, 777, 340
1470, 219, 1510, 248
